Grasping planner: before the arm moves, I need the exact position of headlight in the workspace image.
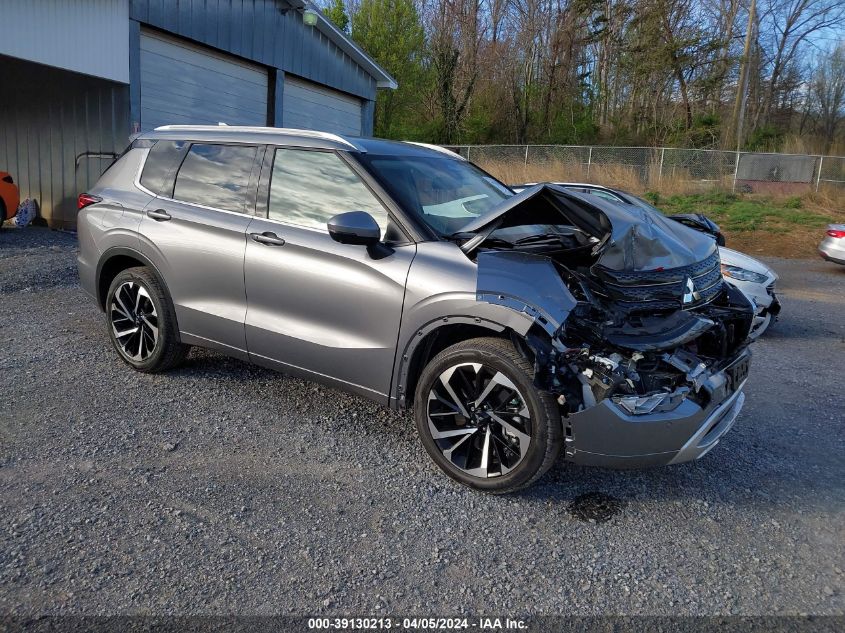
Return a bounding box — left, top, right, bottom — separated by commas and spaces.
721, 264, 768, 284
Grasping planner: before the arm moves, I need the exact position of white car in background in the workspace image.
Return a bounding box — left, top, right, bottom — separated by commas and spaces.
718, 247, 780, 339
819, 224, 845, 265
511, 182, 781, 338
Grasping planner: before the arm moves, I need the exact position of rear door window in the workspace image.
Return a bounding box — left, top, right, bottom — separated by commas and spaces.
139, 140, 187, 196
173, 143, 258, 213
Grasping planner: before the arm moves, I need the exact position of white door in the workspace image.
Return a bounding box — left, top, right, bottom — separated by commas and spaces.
139, 29, 268, 131
283, 76, 363, 136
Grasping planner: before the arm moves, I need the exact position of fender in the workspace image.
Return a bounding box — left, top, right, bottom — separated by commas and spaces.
95, 246, 173, 312
390, 303, 539, 409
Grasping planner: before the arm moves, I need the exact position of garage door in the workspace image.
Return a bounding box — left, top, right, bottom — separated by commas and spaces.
283, 76, 363, 136
139, 30, 268, 131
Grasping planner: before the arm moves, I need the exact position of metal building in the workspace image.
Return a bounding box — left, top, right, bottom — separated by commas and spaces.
0, 0, 396, 229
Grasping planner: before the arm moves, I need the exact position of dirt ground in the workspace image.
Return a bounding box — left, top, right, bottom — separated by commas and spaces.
725, 229, 827, 259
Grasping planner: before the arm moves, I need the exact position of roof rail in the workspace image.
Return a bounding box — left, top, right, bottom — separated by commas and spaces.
152, 125, 362, 151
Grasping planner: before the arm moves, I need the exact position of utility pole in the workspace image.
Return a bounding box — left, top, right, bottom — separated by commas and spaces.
731, 0, 757, 152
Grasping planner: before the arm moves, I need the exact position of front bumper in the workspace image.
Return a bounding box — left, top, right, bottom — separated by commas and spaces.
563, 351, 750, 469
725, 277, 779, 338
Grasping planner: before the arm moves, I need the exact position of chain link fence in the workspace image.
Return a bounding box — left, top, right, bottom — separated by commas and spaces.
444, 145, 845, 194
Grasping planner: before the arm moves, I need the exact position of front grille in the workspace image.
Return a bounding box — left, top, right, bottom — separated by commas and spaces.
593, 250, 723, 313
600, 250, 720, 285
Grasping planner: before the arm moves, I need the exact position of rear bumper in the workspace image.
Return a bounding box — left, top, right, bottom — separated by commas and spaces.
819, 237, 845, 265
564, 351, 750, 469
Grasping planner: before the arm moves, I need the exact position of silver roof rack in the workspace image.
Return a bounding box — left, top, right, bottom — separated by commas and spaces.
152, 125, 362, 151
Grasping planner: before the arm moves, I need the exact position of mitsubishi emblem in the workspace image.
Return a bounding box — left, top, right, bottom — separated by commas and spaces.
682, 277, 700, 305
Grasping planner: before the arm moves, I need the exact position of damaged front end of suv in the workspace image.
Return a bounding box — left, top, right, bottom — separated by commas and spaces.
463, 185, 753, 468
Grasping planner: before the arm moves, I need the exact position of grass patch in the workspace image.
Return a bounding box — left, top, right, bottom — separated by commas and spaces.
649, 192, 835, 233
476, 156, 845, 257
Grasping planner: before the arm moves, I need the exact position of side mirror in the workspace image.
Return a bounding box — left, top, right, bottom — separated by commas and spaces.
327, 211, 381, 246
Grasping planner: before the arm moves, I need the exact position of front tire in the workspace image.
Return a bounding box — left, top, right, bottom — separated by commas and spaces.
105, 267, 189, 372
414, 337, 562, 493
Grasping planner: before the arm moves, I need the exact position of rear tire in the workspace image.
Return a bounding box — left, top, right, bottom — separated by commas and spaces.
414, 337, 562, 493
105, 267, 189, 372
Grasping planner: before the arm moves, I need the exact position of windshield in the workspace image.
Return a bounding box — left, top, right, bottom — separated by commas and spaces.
625, 192, 663, 214
359, 154, 513, 235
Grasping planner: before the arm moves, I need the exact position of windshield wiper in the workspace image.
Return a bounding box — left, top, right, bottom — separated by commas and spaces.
512, 226, 594, 245
512, 233, 568, 245
453, 218, 505, 254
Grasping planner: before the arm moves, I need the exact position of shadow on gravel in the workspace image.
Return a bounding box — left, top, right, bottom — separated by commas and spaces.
568, 492, 626, 523
758, 303, 844, 340
762, 322, 845, 341
175, 350, 267, 378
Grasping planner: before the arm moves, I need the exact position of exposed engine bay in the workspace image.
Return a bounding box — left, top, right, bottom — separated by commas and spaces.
463, 185, 754, 422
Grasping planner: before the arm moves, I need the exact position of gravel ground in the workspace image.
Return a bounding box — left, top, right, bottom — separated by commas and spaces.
0, 227, 843, 617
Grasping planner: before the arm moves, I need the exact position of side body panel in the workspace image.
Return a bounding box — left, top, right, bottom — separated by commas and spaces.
137, 199, 253, 358
78, 148, 151, 302
243, 217, 416, 402
389, 241, 537, 408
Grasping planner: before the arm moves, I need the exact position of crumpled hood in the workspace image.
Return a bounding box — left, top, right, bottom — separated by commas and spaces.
458, 184, 717, 272
586, 196, 718, 271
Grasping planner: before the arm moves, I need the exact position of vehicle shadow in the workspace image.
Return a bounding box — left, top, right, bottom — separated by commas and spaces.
167, 346, 843, 512
515, 426, 843, 513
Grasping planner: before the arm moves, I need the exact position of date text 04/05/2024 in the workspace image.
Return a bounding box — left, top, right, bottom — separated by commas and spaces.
306, 617, 528, 630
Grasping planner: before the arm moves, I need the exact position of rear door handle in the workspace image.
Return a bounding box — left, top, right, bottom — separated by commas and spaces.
250, 231, 286, 246
146, 209, 171, 221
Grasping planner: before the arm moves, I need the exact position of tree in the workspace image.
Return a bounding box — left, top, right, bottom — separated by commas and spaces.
331, 0, 845, 149
351, 0, 426, 137
756, 0, 845, 128
811, 43, 845, 152
322, 0, 350, 32
428, 0, 483, 143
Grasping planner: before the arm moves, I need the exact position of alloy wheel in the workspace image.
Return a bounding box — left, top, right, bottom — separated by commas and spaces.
110, 281, 159, 361
426, 362, 532, 478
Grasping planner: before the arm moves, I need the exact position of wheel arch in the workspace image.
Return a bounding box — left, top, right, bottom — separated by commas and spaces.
96, 247, 172, 312
395, 316, 550, 410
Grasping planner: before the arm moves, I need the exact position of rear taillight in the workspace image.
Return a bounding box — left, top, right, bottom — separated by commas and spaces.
827, 229, 845, 239
77, 193, 102, 210
1, 175, 13, 184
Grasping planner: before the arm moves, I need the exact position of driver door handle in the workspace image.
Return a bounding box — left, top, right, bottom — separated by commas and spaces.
250, 231, 286, 246
146, 209, 171, 221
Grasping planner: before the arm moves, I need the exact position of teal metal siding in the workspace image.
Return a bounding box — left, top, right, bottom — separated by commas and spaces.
0, 0, 129, 84
129, 1, 377, 100
139, 29, 269, 130
0, 55, 130, 229
282, 76, 363, 135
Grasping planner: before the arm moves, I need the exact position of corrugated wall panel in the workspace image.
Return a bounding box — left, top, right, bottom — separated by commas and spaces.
139, 29, 268, 130
0, 0, 129, 84
0, 56, 130, 229
283, 76, 363, 136
129, 0, 377, 101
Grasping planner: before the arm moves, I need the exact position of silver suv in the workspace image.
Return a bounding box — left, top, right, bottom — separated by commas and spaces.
77, 126, 754, 493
